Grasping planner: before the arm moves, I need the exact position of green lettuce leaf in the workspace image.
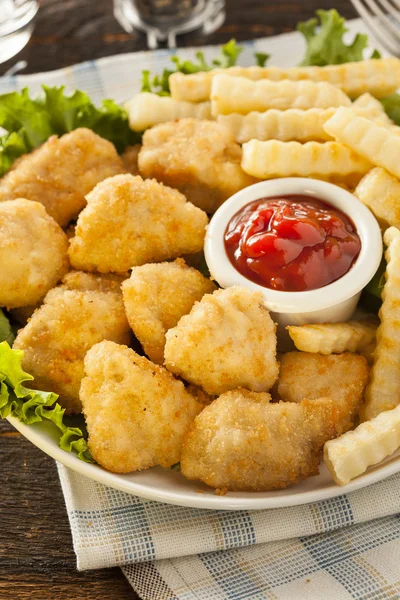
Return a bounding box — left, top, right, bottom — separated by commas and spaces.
0, 341, 92, 462
0, 310, 14, 346
0, 85, 139, 176
298, 9, 381, 66
41, 86, 139, 152
141, 39, 268, 95
365, 256, 386, 300
254, 52, 270, 68
380, 94, 400, 126
0, 131, 30, 178
361, 256, 386, 314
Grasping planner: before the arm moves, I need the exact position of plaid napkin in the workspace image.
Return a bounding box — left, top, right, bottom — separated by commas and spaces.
58, 465, 400, 599
2, 18, 399, 599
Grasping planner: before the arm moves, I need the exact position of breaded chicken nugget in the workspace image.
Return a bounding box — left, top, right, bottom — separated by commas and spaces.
10, 269, 124, 326
122, 258, 216, 364
181, 389, 353, 491
121, 144, 141, 176
69, 174, 208, 273
11, 271, 129, 327
277, 352, 369, 422
13, 273, 131, 414
164, 286, 279, 395
62, 270, 128, 293
138, 119, 257, 213
0, 199, 69, 309
0, 128, 125, 227
81, 341, 202, 473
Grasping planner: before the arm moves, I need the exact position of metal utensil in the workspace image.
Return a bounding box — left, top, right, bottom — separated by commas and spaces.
350, 0, 400, 55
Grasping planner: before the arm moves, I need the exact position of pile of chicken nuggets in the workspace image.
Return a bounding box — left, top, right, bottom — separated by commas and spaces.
0, 112, 394, 493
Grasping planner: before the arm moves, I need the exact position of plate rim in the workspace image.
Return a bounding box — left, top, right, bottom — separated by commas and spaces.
8, 415, 400, 510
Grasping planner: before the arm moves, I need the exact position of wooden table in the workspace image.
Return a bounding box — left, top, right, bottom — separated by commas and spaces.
0, 0, 357, 598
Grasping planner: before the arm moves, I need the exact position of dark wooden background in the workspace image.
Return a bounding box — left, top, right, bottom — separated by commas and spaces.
0, 0, 357, 598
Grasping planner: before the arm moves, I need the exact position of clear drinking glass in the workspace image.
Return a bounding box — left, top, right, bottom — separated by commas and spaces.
114, 0, 225, 48
0, 0, 38, 64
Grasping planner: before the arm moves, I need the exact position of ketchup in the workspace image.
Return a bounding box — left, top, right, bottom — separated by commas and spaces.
224, 195, 361, 292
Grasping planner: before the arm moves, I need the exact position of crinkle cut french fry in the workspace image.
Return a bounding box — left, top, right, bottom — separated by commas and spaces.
169, 58, 400, 103
218, 109, 335, 143
353, 93, 393, 124
324, 404, 400, 485
241, 140, 372, 179
211, 75, 351, 116
324, 107, 400, 180
352, 94, 400, 134
362, 226, 400, 422
355, 167, 400, 229
125, 93, 211, 132
217, 107, 383, 144
287, 320, 378, 355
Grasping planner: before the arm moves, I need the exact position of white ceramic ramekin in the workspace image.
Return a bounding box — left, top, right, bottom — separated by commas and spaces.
204, 178, 383, 328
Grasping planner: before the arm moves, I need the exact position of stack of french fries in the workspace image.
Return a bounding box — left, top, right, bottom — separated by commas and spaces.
126, 57, 400, 486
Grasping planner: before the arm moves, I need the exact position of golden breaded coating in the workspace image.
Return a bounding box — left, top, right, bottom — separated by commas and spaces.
121, 144, 141, 176
62, 270, 128, 293
138, 119, 257, 214
0, 128, 125, 227
0, 199, 69, 309
181, 389, 353, 491
68, 174, 208, 273
277, 352, 369, 423
13, 274, 131, 414
122, 258, 216, 364
81, 341, 202, 473
164, 286, 279, 395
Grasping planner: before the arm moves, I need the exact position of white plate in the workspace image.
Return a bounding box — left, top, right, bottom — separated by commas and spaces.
8, 415, 400, 509
7, 19, 400, 510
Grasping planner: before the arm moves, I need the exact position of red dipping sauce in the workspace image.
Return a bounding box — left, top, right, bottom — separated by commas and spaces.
224, 195, 361, 292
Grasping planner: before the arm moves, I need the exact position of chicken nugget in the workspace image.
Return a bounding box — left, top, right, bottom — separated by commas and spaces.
277, 352, 369, 422
181, 389, 353, 491
0, 128, 125, 226
164, 286, 279, 395
0, 199, 69, 309
138, 118, 257, 213
13, 273, 131, 413
69, 174, 208, 273
122, 258, 216, 364
121, 144, 141, 176
81, 340, 202, 473
62, 270, 128, 293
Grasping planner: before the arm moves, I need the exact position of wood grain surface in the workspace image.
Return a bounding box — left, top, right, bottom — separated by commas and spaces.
0, 1, 358, 598
0, 0, 356, 76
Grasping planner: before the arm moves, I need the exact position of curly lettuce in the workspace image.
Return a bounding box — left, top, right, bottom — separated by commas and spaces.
380, 94, 400, 126
0, 341, 92, 462
298, 9, 381, 66
0, 310, 14, 346
0, 85, 139, 176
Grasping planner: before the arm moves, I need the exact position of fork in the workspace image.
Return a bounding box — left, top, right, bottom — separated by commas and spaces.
350, 0, 400, 55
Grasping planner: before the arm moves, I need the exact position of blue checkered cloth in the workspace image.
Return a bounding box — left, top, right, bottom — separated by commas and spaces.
58, 465, 400, 599
2, 18, 400, 598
